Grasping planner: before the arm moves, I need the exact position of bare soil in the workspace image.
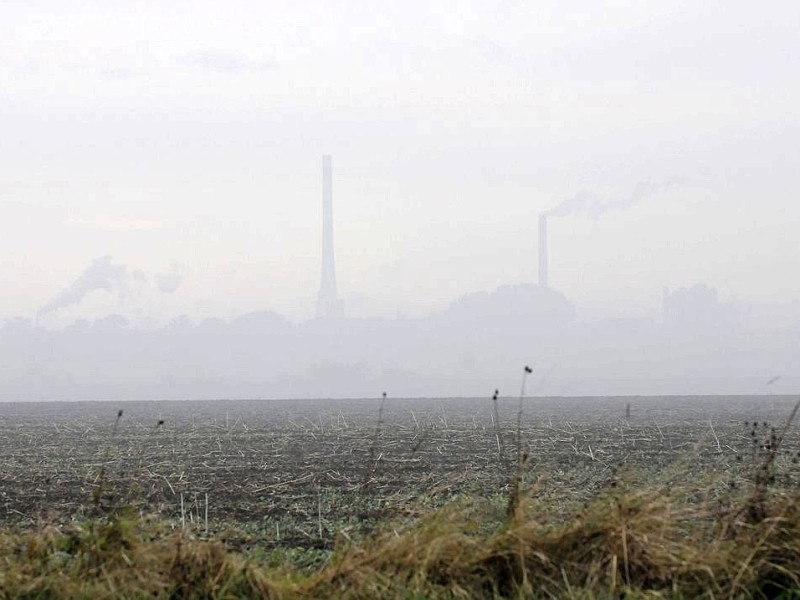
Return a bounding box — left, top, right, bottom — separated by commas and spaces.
1, 395, 797, 549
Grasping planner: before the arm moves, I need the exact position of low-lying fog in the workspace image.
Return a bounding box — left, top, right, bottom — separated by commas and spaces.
2, 280, 798, 400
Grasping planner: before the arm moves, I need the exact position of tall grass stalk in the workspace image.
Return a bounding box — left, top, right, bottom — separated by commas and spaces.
507, 366, 532, 519
743, 398, 800, 523
366, 392, 387, 481
491, 389, 504, 461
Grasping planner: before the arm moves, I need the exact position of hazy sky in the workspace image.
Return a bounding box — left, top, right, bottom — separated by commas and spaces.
2, 0, 798, 325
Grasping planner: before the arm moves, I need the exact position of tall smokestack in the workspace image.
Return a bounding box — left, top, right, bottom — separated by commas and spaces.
538, 213, 548, 288
317, 155, 343, 318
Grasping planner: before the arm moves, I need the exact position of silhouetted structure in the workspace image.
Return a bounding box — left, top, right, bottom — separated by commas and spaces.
316, 155, 344, 318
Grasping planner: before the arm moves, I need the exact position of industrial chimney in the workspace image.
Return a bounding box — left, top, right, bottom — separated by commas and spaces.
538, 213, 548, 288
316, 155, 344, 318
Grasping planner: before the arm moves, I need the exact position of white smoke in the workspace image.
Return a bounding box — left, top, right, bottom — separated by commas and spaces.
38, 257, 184, 316
545, 179, 681, 219
38, 256, 130, 316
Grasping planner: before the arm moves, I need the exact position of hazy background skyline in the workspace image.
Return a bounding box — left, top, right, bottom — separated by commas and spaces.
1, 1, 799, 399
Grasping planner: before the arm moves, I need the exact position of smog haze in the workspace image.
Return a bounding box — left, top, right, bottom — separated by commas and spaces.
1, 1, 799, 399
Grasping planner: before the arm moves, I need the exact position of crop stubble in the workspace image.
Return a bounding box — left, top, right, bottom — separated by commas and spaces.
0, 396, 797, 549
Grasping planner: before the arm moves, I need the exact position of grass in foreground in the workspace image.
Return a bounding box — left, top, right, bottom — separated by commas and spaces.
2, 468, 800, 599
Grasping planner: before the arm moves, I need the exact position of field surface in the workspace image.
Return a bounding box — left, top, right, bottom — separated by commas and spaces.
2, 395, 798, 551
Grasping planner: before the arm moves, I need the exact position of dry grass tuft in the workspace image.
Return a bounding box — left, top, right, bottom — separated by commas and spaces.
300, 475, 800, 599
3, 462, 800, 597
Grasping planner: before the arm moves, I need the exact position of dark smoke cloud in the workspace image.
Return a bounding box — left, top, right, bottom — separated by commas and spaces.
38, 256, 130, 316
545, 179, 682, 219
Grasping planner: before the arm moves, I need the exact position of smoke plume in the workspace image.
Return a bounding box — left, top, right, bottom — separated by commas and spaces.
545, 179, 680, 219
38, 257, 184, 315
38, 256, 130, 315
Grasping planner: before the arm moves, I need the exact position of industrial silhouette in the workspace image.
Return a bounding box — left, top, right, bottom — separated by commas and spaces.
316, 154, 344, 319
